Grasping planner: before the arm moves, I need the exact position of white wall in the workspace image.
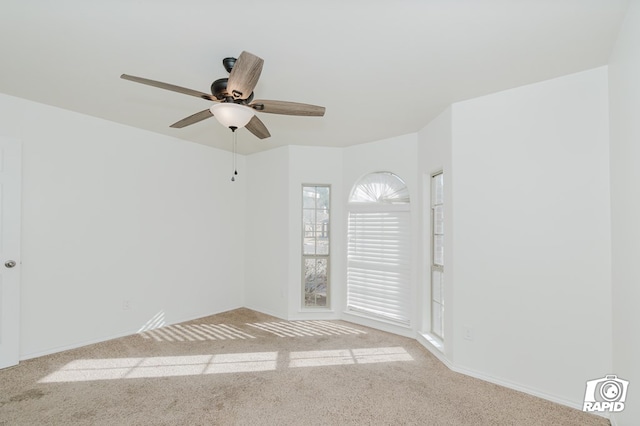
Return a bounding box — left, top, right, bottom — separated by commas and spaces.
0, 93, 246, 359
244, 146, 289, 318
341, 134, 419, 337
609, 0, 640, 424
1, 36, 630, 417
417, 107, 453, 360
287, 145, 343, 319
244, 145, 344, 320
450, 67, 612, 407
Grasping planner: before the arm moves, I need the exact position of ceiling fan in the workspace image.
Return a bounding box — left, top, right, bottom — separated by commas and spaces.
121, 51, 325, 139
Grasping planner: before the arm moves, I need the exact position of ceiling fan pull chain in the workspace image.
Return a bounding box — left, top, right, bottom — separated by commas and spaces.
230, 128, 236, 182
233, 130, 238, 177
230, 127, 239, 182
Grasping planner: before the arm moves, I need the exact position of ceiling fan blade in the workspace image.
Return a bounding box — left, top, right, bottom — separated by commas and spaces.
226, 51, 264, 100
121, 74, 215, 101
250, 100, 325, 116
245, 115, 271, 139
170, 109, 214, 128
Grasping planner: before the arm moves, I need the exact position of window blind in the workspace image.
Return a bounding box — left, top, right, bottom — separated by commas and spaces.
347, 209, 411, 325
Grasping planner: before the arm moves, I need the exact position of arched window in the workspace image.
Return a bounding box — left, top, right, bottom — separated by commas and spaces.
349, 172, 410, 204
347, 172, 411, 325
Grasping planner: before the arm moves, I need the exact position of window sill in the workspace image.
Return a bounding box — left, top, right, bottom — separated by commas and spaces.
343, 309, 411, 329
298, 309, 335, 314
418, 332, 444, 354
341, 310, 415, 338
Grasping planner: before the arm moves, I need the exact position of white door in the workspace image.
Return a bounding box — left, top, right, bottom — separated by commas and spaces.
0, 136, 21, 369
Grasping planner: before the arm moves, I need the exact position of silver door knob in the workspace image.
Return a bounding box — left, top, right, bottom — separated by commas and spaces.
4, 260, 16, 268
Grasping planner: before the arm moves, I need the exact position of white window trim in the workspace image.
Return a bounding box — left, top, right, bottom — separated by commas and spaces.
430, 171, 444, 340
346, 172, 412, 326
301, 184, 331, 310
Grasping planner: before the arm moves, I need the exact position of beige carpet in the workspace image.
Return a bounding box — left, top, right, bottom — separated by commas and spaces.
0, 308, 608, 425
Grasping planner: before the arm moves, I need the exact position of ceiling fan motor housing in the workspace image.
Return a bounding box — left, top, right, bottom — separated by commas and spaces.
211, 78, 228, 99
211, 78, 253, 103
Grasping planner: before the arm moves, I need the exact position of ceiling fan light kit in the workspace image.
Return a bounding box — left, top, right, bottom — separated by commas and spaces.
210, 103, 255, 129
121, 50, 325, 139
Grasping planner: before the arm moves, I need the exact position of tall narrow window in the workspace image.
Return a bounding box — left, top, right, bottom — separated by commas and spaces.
431, 172, 444, 338
347, 172, 411, 325
302, 185, 330, 308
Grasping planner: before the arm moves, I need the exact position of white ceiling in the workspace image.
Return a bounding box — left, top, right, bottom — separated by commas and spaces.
0, 0, 629, 155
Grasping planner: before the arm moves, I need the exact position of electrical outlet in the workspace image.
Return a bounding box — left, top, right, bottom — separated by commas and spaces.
463, 326, 474, 341
122, 300, 131, 310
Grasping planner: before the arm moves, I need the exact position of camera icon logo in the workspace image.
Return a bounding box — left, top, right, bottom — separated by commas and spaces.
583, 375, 629, 412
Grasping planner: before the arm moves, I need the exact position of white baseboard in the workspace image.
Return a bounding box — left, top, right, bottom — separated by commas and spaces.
242, 304, 288, 321
340, 311, 415, 338
288, 311, 340, 321
609, 413, 619, 426
21, 329, 139, 361
451, 364, 582, 410
416, 333, 450, 367
415, 335, 610, 420
20, 306, 244, 361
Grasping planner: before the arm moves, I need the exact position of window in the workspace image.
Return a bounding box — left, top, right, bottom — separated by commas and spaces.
302, 185, 330, 308
347, 172, 411, 325
430, 172, 444, 338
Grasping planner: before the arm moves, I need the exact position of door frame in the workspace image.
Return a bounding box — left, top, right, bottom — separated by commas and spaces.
0, 136, 21, 369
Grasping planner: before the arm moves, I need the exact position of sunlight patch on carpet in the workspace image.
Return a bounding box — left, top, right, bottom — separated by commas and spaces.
38, 352, 278, 383
289, 347, 413, 368
38, 346, 412, 383
247, 320, 367, 337
139, 323, 255, 342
